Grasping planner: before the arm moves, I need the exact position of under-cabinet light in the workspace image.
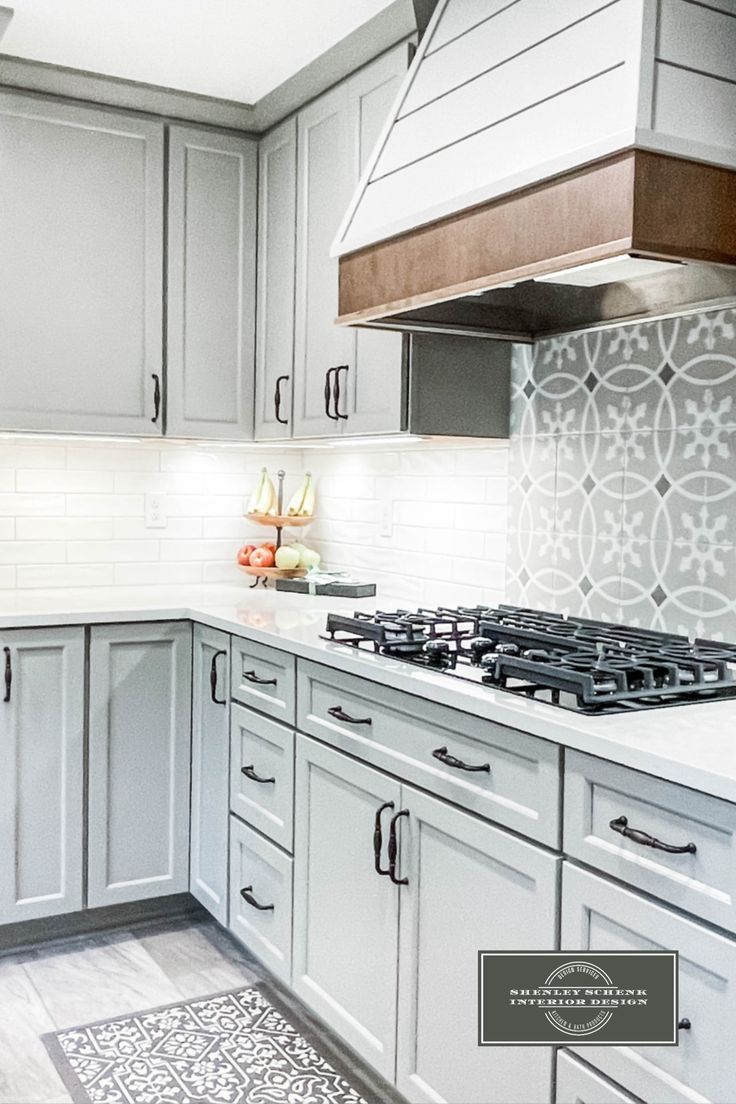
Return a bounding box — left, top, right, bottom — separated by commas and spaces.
0, 432, 143, 443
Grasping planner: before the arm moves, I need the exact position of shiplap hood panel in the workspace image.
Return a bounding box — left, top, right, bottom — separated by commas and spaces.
335, 0, 736, 339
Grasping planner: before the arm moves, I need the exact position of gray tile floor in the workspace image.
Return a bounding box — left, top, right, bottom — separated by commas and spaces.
0, 915, 396, 1104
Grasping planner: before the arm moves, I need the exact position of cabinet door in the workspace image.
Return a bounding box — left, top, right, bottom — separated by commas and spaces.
562, 863, 736, 1104
292, 82, 355, 438
556, 1052, 641, 1104
344, 45, 408, 437
293, 735, 401, 1079
190, 625, 230, 924
0, 92, 164, 435
88, 622, 192, 908
255, 117, 297, 440
167, 126, 257, 439
396, 785, 559, 1104
0, 628, 85, 925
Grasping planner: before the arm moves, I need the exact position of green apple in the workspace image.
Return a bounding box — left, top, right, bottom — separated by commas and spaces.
275, 545, 301, 570
299, 547, 321, 570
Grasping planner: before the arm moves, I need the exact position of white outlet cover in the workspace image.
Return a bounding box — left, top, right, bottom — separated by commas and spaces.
144, 493, 167, 529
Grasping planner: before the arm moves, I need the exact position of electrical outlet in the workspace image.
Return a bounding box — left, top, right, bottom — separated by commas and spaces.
144, 493, 167, 529
379, 499, 393, 539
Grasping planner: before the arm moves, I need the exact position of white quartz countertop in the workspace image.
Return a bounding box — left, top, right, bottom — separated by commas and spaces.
1, 583, 734, 805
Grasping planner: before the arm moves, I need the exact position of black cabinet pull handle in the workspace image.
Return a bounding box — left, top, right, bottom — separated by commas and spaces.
432, 746, 490, 773
373, 801, 394, 877
678, 1018, 691, 1031
328, 705, 372, 726
609, 816, 696, 855
151, 373, 161, 424
324, 367, 339, 421
3, 647, 10, 703
210, 649, 227, 704
388, 809, 410, 886
240, 885, 274, 911
243, 670, 277, 686
333, 364, 349, 420
241, 764, 276, 785
274, 374, 289, 425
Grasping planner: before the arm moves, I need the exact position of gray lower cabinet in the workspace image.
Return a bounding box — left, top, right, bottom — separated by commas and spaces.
0, 627, 85, 925
0, 92, 164, 435
230, 703, 294, 852
562, 863, 736, 1104
293, 734, 559, 1100
555, 1052, 641, 1104
88, 622, 192, 908
190, 625, 230, 924
167, 126, 257, 440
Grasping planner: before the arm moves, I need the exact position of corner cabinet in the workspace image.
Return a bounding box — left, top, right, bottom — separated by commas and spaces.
293, 735, 559, 1101
0, 627, 85, 925
261, 44, 410, 441
87, 622, 192, 908
0, 93, 165, 435
190, 625, 230, 924
167, 127, 257, 439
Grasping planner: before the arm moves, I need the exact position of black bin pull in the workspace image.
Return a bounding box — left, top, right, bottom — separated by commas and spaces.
388, 809, 410, 886
432, 746, 490, 773
240, 885, 274, 911
373, 801, 394, 877
328, 705, 372, 726
3, 646, 10, 703
209, 649, 227, 704
241, 764, 276, 785
609, 815, 696, 855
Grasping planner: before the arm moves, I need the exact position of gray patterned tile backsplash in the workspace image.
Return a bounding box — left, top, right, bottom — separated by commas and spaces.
506, 308, 736, 638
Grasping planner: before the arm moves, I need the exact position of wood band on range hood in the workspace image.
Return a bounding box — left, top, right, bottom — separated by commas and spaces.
336, 151, 736, 329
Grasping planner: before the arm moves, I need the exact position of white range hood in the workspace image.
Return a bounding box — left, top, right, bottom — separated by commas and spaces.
335, 0, 736, 339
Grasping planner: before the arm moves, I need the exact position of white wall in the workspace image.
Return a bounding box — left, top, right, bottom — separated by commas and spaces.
0, 437, 510, 605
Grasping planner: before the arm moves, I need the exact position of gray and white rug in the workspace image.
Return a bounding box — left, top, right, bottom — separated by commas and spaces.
43, 984, 381, 1104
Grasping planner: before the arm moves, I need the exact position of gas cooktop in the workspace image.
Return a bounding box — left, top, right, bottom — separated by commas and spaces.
323, 605, 736, 715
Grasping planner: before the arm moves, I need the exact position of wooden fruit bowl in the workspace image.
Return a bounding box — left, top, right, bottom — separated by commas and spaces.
246, 513, 313, 528
238, 565, 306, 580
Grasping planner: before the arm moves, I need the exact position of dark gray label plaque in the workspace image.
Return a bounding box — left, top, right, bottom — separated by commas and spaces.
479, 952, 678, 1046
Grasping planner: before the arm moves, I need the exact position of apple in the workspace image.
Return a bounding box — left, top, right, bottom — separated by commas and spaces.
236, 543, 256, 566
275, 545, 301, 570
299, 547, 321, 570
250, 546, 275, 568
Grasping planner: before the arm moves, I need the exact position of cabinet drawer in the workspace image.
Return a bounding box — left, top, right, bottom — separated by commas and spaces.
564, 750, 736, 933
230, 636, 295, 723
297, 659, 561, 846
562, 863, 736, 1104
230, 704, 294, 853
229, 816, 292, 984
556, 1052, 641, 1103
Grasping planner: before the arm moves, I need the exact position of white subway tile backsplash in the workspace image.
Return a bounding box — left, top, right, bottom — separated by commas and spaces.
0, 445, 66, 470
17, 517, 114, 541
67, 540, 160, 563
114, 562, 203, 586
160, 539, 236, 562
17, 470, 114, 493
17, 563, 115, 589
0, 472, 14, 492
0, 494, 65, 516
66, 494, 144, 517
113, 517, 202, 540
0, 541, 67, 564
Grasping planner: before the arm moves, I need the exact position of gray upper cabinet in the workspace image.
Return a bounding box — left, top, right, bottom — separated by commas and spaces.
167, 126, 257, 440
0, 93, 164, 435
87, 622, 192, 908
190, 624, 230, 924
255, 117, 297, 440
0, 627, 85, 926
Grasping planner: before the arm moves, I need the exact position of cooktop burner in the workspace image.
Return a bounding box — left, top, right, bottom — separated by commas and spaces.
323, 605, 736, 714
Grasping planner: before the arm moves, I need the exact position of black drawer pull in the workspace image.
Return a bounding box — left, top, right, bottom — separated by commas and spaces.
209, 649, 227, 704
243, 670, 277, 686
678, 1018, 691, 1031
388, 810, 410, 886
609, 816, 696, 855
151, 373, 161, 424
373, 801, 394, 877
328, 705, 372, 726
240, 885, 274, 911
241, 764, 276, 785
432, 746, 490, 773
3, 647, 11, 703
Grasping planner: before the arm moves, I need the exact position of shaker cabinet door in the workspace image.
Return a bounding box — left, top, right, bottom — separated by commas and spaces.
293, 735, 401, 1080
190, 625, 230, 924
395, 784, 559, 1104
167, 126, 257, 439
255, 117, 297, 440
0, 92, 164, 435
88, 622, 192, 908
0, 627, 85, 925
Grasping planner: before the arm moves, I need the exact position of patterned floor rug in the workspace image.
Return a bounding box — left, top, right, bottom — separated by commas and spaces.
43, 984, 386, 1104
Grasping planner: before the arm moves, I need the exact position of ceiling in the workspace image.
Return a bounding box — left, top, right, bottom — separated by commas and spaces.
0, 0, 400, 104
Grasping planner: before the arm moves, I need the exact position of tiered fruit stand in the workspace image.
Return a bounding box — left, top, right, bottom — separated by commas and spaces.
239, 469, 313, 587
